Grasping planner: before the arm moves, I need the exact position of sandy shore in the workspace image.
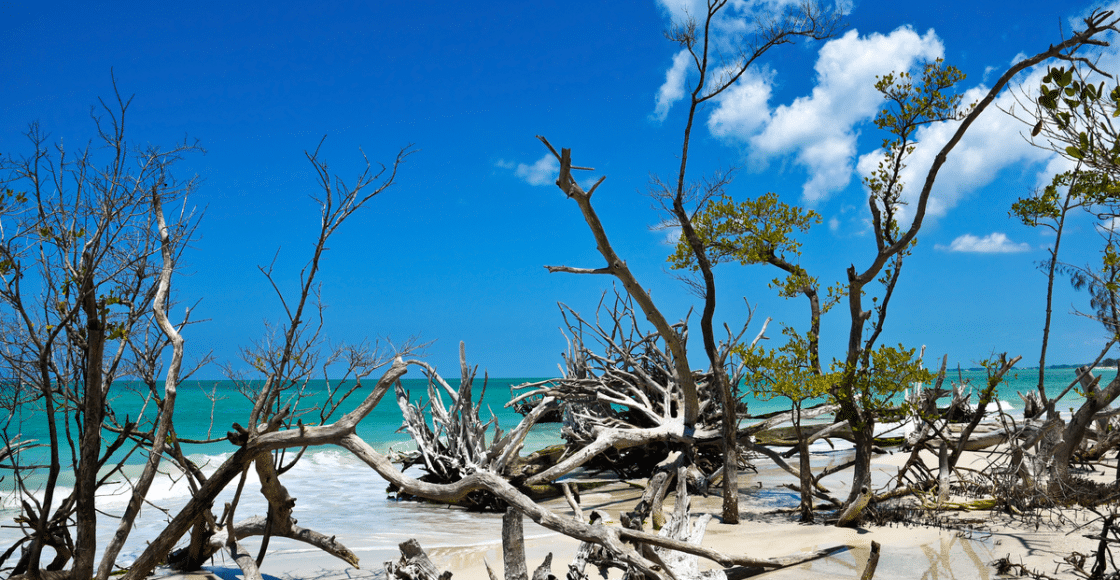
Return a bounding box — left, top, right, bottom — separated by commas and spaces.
153, 444, 1114, 580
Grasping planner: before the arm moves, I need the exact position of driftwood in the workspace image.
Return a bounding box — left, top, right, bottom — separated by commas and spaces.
1049, 367, 1120, 481
566, 518, 610, 580
120, 350, 849, 580
652, 468, 727, 580
1019, 390, 1044, 420
540, 466, 845, 580
531, 555, 557, 580
622, 452, 683, 532
947, 354, 1021, 469
503, 507, 528, 580
834, 486, 871, 528
746, 404, 839, 437
181, 514, 359, 570
510, 296, 736, 487
386, 539, 452, 580
859, 541, 881, 580
757, 421, 907, 449
396, 342, 557, 489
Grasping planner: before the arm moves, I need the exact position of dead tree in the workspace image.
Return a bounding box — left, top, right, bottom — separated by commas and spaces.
510, 294, 750, 492
166, 139, 415, 577
1047, 367, 1120, 483
393, 343, 558, 509
92, 186, 193, 580
123, 352, 846, 580
536, 136, 702, 434
946, 355, 1022, 470
829, 12, 1120, 519
0, 82, 201, 580
386, 539, 452, 580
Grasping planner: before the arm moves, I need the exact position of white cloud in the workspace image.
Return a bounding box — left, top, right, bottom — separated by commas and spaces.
707, 67, 774, 138
855, 65, 1057, 221
651, 0, 815, 121
654, 0, 808, 32
652, 50, 693, 122
498, 154, 559, 187
853, 16, 1120, 223
654, 0, 704, 20
935, 233, 1031, 253
652, 0, 1120, 225
1032, 155, 1078, 191
654, 219, 684, 246
723, 27, 945, 203
1099, 216, 1120, 235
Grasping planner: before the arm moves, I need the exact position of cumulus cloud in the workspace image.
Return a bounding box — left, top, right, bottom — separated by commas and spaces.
935, 233, 1031, 253
651, 0, 815, 121
652, 50, 693, 122
741, 27, 944, 203
497, 154, 558, 187
651, 2, 1120, 221
852, 16, 1120, 223
654, 0, 704, 20
707, 67, 774, 138
1099, 216, 1120, 235
1032, 155, 1078, 191
854, 65, 1057, 221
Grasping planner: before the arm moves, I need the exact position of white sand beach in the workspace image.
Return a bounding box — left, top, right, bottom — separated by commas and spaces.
150, 442, 1117, 580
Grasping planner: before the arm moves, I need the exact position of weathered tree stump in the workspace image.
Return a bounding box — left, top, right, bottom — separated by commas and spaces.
386, 539, 452, 580
503, 507, 528, 580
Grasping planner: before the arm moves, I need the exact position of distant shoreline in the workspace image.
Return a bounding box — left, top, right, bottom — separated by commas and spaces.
967, 364, 1118, 371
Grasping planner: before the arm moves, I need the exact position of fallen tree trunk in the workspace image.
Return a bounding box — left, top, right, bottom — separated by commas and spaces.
524, 419, 717, 485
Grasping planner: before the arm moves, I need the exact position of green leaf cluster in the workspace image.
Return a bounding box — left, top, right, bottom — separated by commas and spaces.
1038, 65, 1120, 163
836, 344, 933, 415
1012, 170, 1120, 228
864, 59, 968, 227
873, 59, 968, 139
738, 327, 831, 403
740, 331, 931, 415
668, 192, 821, 297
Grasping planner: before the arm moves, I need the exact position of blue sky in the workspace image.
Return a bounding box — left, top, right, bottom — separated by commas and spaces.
2, 0, 1115, 378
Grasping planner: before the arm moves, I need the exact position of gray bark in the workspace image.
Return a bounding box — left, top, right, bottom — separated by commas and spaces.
538, 138, 700, 430
95, 192, 187, 580
503, 508, 528, 580
386, 539, 451, 580
1051, 368, 1120, 481
531, 554, 555, 580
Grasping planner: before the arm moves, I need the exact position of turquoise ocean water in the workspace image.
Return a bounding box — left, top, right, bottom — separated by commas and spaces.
0, 366, 1109, 569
